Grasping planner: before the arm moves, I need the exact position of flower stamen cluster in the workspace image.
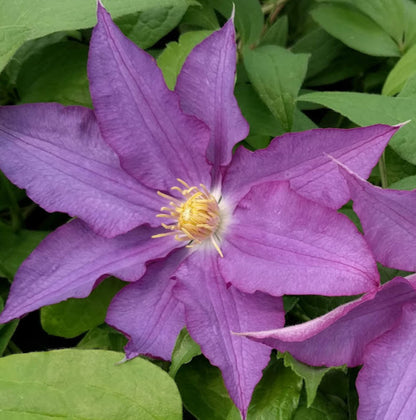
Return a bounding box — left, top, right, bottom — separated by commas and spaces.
152, 179, 223, 256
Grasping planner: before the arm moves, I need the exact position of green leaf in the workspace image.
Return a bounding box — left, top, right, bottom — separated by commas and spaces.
207, 0, 264, 46
169, 328, 201, 378
234, 83, 285, 137
311, 3, 400, 57
0, 0, 194, 73
389, 175, 416, 190
244, 45, 309, 131
0, 223, 48, 280
157, 30, 213, 90
306, 50, 376, 87
16, 41, 90, 107
175, 356, 241, 419
244, 134, 271, 150
77, 324, 127, 352
260, 15, 288, 47
383, 44, 416, 96
0, 349, 182, 419
292, 28, 342, 79
293, 391, 349, 420
115, 5, 188, 49
316, 0, 405, 44
281, 352, 346, 407
41, 277, 124, 338
298, 295, 357, 320
299, 91, 416, 164
181, 3, 220, 30
247, 357, 303, 419
399, 73, 416, 97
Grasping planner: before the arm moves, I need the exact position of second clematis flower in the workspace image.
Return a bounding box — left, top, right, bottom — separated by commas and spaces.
0, 3, 402, 416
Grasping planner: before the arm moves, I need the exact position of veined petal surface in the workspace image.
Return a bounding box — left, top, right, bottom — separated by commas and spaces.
221, 181, 379, 296
89, 4, 211, 191
222, 124, 401, 209
174, 249, 284, 418
242, 277, 416, 367
176, 20, 249, 174
0, 220, 179, 324
106, 250, 187, 361
0, 104, 162, 238
357, 303, 416, 420
337, 163, 416, 272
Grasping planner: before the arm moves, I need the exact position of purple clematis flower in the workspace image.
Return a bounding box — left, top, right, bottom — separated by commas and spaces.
0, 4, 403, 416
242, 274, 416, 419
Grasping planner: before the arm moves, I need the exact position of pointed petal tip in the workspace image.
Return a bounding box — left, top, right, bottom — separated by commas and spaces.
394, 119, 411, 128
231, 3, 236, 21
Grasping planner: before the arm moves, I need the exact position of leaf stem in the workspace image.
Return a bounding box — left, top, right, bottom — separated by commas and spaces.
378, 151, 388, 188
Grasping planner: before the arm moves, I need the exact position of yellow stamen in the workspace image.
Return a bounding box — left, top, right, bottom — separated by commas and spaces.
152, 178, 223, 257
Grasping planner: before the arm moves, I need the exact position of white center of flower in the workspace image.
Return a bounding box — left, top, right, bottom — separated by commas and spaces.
152, 179, 223, 257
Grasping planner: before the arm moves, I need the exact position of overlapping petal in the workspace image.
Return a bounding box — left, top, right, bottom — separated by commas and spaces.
106, 250, 187, 361
220, 181, 379, 296
174, 249, 284, 418
222, 124, 401, 209
89, 4, 211, 191
0, 220, 180, 324
336, 163, 416, 272
357, 303, 416, 420
242, 277, 416, 367
0, 103, 161, 237
176, 20, 249, 176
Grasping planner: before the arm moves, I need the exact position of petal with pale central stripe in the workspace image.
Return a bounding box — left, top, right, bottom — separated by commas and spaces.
220, 181, 379, 296
242, 277, 416, 367
222, 124, 401, 209
176, 20, 249, 175
106, 249, 187, 361
0, 220, 180, 324
0, 103, 161, 238
89, 4, 211, 191
174, 249, 284, 418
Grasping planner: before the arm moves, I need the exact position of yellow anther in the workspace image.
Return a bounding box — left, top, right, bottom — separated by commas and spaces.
152, 179, 223, 257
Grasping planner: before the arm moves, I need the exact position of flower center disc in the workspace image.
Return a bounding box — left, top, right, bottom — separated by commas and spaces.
152, 179, 223, 256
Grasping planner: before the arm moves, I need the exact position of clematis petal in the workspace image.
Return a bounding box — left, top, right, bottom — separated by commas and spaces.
357, 303, 416, 420
220, 181, 379, 296
175, 20, 249, 175
174, 249, 284, 418
89, 4, 211, 191
336, 162, 416, 272
0, 103, 161, 238
0, 220, 180, 324
106, 250, 186, 361
242, 277, 416, 367
222, 124, 401, 209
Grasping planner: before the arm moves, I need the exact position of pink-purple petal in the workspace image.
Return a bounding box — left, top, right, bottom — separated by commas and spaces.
357, 303, 416, 420
175, 20, 249, 175
106, 250, 187, 361
337, 163, 416, 272
221, 181, 379, 296
89, 4, 211, 191
174, 250, 284, 418
0, 220, 179, 324
222, 124, 401, 209
0, 103, 161, 238
242, 277, 416, 367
